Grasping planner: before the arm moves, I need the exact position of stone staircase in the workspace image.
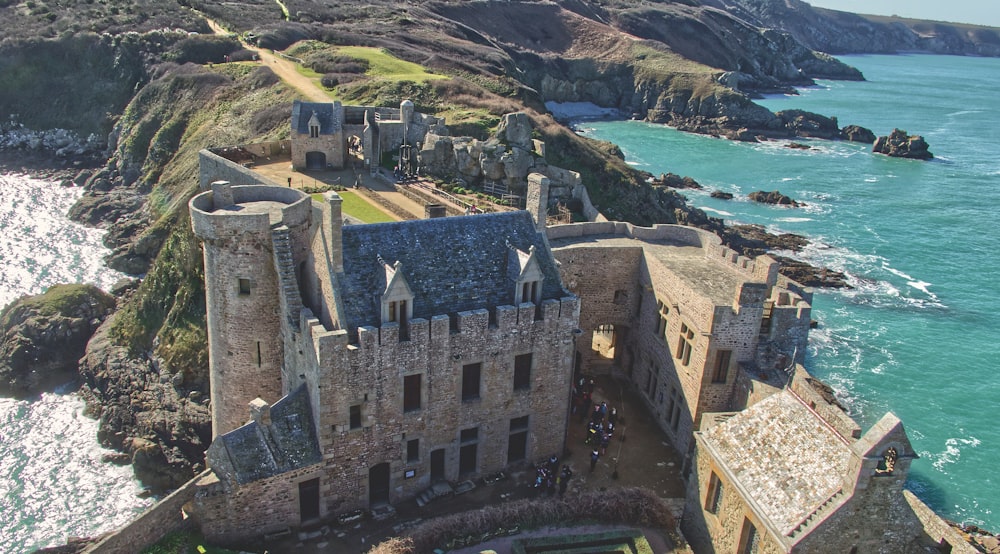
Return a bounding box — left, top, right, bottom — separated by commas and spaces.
788, 489, 847, 540
271, 225, 304, 331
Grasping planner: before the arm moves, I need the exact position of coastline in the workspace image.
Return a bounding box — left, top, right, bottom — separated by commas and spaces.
548, 101, 850, 289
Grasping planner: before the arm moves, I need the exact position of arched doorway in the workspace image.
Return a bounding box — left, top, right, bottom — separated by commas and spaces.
347, 134, 364, 168
305, 151, 326, 170
592, 324, 617, 360
369, 462, 390, 507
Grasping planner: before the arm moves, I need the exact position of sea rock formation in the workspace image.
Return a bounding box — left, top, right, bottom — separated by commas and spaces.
748, 190, 805, 207
653, 172, 702, 189
0, 284, 115, 397
840, 124, 877, 143
873, 129, 933, 160
775, 110, 841, 139
711, 191, 734, 200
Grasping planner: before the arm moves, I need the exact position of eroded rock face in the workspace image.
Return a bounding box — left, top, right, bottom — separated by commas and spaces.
873, 128, 933, 159
840, 124, 876, 143
0, 284, 115, 397
78, 320, 211, 491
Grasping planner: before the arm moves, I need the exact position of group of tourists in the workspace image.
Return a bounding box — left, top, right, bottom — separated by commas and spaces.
531, 454, 574, 497
571, 375, 620, 473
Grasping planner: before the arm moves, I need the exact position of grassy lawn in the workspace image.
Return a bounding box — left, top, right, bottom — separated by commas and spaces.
311, 191, 396, 223
335, 46, 448, 82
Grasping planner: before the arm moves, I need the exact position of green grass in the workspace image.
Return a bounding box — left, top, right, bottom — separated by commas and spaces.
334, 46, 447, 83
312, 191, 396, 223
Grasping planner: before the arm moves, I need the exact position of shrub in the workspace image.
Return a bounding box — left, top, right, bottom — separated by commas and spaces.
250, 104, 288, 135
167, 35, 240, 64
369, 487, 678, 553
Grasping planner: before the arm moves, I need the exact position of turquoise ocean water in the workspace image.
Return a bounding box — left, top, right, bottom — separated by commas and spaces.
579, 54, 1000, 529
0, 175, 149, 552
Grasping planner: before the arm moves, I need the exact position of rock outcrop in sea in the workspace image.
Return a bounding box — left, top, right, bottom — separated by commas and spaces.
748, 190, 805, 207
873, 128, 934, 160
0, 284, 115, 397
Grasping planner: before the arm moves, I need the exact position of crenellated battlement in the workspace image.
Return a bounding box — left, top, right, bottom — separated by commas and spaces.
301, 296, 579, 366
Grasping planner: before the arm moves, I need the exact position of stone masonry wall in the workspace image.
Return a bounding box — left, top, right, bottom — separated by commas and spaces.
192, 466, 323, 544
286, 296, 580, 517
84, 472, 206, 554
199, 149, 279, 189
682, 438, 785, 554
550, 246, 643, 373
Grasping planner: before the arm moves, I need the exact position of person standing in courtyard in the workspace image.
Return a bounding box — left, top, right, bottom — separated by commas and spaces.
590, 448, 600, 472
558, 464, 573, 497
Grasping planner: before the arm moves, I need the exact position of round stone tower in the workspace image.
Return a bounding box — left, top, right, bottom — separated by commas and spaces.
190, 181, 313, 437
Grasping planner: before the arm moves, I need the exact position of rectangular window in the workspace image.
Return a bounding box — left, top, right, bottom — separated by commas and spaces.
460, 427, 479, 443
349, 404, 362, 429
739, 518, 760, 554
238, 278, 251, 295
676, 323, 694, 366
406, 438, 420, 463
459, 426, 478, 475
705, 472, 723, 514
388, 301, 397, 322
508, 416, 529, 463
513, 353, 532, 391
403, 374, 422, 413
462, 363, 481, 401
656, 301, 669, 340
712, 350, 732, 383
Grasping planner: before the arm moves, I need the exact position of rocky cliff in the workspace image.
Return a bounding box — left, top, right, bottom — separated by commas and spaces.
704, 0, 1000, 57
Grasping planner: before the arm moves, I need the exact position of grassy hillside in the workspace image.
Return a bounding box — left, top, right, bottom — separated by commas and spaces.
109, 62, 296, 376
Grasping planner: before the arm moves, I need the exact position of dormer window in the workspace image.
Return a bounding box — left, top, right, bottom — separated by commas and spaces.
521, 281, 539, 305
380, 257, 414, 340
308, 112, 321, 138
509, 243, 544, 306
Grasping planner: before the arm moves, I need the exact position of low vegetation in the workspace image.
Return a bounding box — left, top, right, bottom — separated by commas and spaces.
141, 530, 241, 554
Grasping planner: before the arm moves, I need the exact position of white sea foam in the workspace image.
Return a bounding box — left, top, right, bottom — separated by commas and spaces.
775, 217, 813, 222
0, 172, 141, 552
701, 207, 734, 217
0, 393, 154, 552
930, 435, 982, 471
0, 173, 126, 310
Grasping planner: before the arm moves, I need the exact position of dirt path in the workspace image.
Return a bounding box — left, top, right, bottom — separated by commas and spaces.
204, 17, 331, 102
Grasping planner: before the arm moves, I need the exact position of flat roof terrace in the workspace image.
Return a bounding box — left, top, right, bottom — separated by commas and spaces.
549, 234, 749, 306
215, 200, 289, 225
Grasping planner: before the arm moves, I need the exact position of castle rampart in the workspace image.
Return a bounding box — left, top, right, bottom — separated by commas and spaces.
198, 148, 280, 189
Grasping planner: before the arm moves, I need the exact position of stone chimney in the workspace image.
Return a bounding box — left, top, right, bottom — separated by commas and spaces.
526, 173, 550, 232
210, 180, 234, 210
249, 398, 271, 427
424, 204, 446, 218
324, 191, 344, 273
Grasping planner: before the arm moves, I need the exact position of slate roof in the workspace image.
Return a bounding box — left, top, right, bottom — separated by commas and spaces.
291, 101, 340, 135
701, 391, 852, 536
339, 211, 567, 335
212, 385, 322, 485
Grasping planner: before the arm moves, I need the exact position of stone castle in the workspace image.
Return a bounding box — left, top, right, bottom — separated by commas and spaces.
83, 101, 974, 553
